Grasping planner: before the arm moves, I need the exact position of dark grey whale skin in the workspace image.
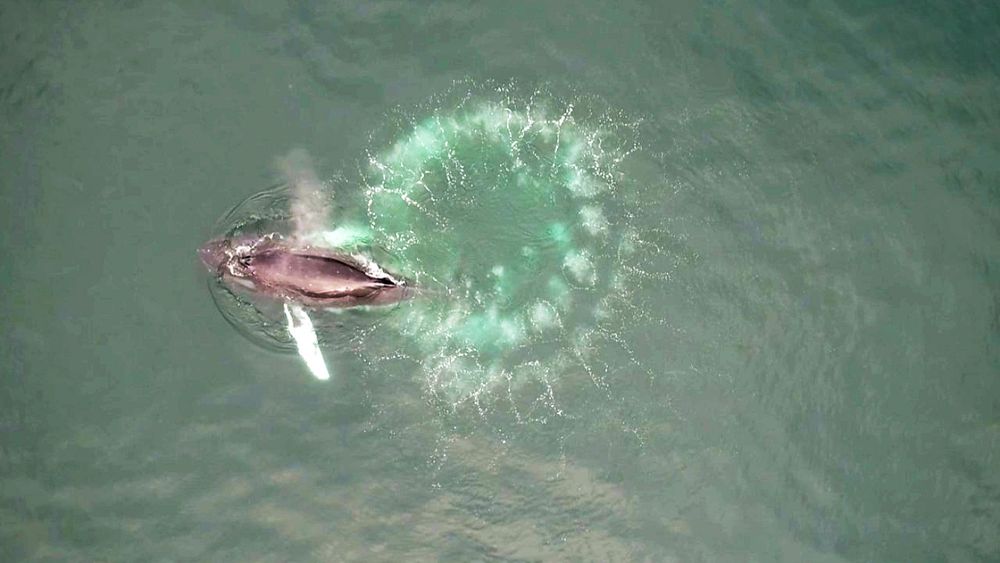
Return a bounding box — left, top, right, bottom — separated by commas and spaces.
198, 235, 409, 309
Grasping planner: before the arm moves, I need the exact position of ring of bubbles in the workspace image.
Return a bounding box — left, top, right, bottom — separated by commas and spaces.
360, 92, 645, 404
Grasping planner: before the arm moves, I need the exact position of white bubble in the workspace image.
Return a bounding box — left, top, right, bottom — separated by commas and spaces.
530, 301, 559, 331
565, 165, 608, 199
499, 316, 525, 344
579, 205, 609, 236
563, 250, 597, 287
547, 276, 572, 310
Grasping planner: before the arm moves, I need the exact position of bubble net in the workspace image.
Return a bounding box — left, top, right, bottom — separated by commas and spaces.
362, 92, 646, 404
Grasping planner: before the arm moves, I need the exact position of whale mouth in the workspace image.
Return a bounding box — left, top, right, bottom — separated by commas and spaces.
197, 239, 229, 274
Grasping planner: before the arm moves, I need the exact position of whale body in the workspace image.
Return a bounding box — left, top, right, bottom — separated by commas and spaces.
198, 235, 409, 309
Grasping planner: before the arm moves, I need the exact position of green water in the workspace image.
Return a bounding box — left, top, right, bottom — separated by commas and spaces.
2, 1, 999, 561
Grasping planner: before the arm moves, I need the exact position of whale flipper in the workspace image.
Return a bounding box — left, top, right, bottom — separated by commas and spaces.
283, 302, 331, 381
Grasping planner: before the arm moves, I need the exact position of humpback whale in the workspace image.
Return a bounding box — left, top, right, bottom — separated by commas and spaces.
198, 150, 408, 380
197, 235, 408, 309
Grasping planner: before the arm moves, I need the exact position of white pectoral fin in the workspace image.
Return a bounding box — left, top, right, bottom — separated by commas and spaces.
283, 303, 331, 381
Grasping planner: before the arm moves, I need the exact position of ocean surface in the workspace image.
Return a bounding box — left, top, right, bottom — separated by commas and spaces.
2, 1, 999, 561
